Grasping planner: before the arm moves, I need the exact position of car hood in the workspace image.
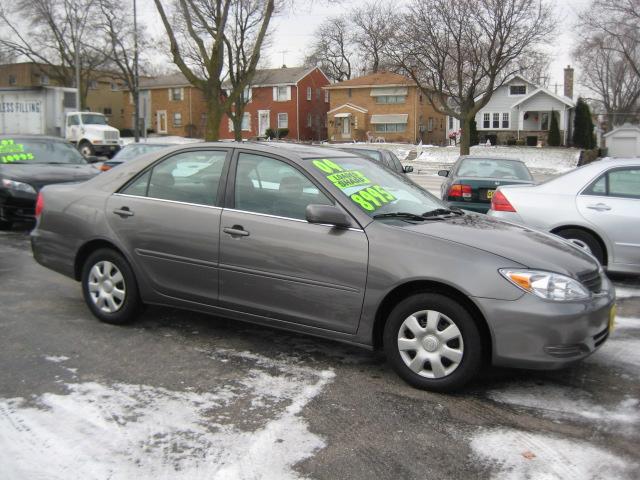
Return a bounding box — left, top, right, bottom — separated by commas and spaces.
397, 212, 599, 277
82, 124, 119, 133
0, 163, 99, 189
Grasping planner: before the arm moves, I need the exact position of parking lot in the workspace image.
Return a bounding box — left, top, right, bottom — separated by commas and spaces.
1, 227, 639, 479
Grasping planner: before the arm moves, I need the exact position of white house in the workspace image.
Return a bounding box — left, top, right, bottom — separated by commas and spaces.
603, 124, 640, 157
475, 68, 576, 146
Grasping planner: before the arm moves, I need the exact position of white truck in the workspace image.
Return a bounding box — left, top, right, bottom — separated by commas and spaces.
0, 86, 121, 158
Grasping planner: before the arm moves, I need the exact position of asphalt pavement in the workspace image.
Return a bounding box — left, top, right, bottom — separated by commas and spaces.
1, 228, 639, 479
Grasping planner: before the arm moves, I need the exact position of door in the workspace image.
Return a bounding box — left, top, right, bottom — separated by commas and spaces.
342, 117, 351, 136
219, 151, 368, 333
258, 110, 270, 136
157, 110, 167, 134
106, 149, 229, 304
577, 166, 640, 267
610, 137, 637, 157
66, 114, 80, 142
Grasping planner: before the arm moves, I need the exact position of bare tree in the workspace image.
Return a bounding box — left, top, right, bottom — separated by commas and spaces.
0, 0, 107, 108
152, 0, 275, 141
304, 17, 354, 82
351, 1, 398, 74
387, 0, 555, 154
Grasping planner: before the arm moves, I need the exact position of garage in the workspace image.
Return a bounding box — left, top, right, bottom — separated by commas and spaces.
604, 124, 640, 157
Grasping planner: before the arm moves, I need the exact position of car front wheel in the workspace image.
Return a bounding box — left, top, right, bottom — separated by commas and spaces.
81, 248, 142, 324
383, 293, 483, 392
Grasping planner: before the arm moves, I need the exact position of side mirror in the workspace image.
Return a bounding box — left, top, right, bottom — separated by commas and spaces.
85, 155, 101, 164
305, 204, 351, 228
403, 165, 414, 173
437, 169, 449, 177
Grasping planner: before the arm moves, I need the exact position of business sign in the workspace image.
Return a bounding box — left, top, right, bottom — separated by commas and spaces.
0, 101, 42, 114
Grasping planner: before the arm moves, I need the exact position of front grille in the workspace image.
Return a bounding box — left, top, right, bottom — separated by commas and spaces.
104, 131, 119, 141
578, 270, 602, 294
593, 326, 609, 347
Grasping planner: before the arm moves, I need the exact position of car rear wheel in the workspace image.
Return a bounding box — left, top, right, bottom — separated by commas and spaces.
555, 228, 605, 265
81, 248, 142, 325
383, 293, 483, 392
79, 141, 94, 158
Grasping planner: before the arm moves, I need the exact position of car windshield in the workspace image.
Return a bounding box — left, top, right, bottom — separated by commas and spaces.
344, 148, 382, 162
308, 156, 446, 218
112, 144, 172, 162
0, 138, 86, 165
457, 158, 532, 180
81, 114, 108, 125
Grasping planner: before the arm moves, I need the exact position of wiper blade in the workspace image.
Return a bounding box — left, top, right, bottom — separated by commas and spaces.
373, 212, 427, 221
421, 207, 464, 217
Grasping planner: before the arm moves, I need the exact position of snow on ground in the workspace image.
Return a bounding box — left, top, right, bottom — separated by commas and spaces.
586, 315, 640, 376
414, 145, 581, 174
616, 286, 640, 299
0, 350, 334, 480
121, 136, 203, 146
470, 428, 637, 480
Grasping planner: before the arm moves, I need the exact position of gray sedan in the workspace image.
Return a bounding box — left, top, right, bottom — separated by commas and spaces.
31, 143, 615, 392
488, 158, 640, 275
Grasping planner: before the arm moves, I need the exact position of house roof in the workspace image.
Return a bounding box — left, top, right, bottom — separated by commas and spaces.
324, 71, 415, 89
221, 66, 326, 89
328, 103, 369, 114
511, 86, 575, 108
139, 72, 192, 89
603, 123, 640, 138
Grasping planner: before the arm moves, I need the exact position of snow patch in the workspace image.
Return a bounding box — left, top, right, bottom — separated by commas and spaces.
615, 286, 640, 299
470, 428, 637, 480
0, 350, 335, 479
615, 316, 640, 330
44, 356, 70, 363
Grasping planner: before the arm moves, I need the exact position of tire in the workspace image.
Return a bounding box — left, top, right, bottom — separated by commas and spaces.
555, 228, 605, 265
383, 293, 483, 392
78, 141, 94, 158
81, 248, 142, 325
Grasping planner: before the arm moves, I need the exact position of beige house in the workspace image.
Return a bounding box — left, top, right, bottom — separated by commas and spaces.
324, 71, 446, 144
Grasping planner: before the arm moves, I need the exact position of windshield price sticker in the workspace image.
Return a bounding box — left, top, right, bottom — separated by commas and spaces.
1, 153, 34, 163
327, 170, 370, 189
351, 185, 395, 211
0, 139, 25, 154
0, 140, 35, 163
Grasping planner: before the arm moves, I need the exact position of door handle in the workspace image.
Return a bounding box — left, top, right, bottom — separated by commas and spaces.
223, 225, 250, 237
113, 207, 134, 217
587, 203, 611, 211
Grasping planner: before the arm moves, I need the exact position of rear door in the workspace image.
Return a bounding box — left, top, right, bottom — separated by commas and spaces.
218, 150, 369, 333
106, 148, 230, 304
577, 166, 640, 267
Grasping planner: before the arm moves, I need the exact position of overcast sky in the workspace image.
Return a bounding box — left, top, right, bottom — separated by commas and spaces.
140, 0, 592, 91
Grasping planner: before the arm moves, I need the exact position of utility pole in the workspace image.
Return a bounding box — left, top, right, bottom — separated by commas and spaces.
74, 3, 81, 110
133, 0, 140, 142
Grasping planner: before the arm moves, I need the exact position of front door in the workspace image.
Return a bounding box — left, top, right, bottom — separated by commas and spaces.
105, 149, 229, 304
218, 151, 368, 333
157, 110, 167, 134
258, 110, 270, 137
342, 117, 351, 136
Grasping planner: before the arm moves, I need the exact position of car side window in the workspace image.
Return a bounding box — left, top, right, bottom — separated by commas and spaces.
234, 153, 332, 220
121, 150, 226, 206
609, 168, 640, 199
388, 152, 404, 173
583, 175, 607, 196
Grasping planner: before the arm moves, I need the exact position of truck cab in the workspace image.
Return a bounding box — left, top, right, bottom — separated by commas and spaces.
65, 112, 121, 158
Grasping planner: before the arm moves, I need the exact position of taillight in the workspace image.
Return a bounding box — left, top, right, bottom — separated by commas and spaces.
491, 190, 516, 212
100, 164, 111, 172
35, 192, 44, 218
448, 184, 472, 199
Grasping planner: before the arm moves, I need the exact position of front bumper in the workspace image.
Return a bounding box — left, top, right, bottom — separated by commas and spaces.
474, 275, 615, 369
0, 189, 36, 223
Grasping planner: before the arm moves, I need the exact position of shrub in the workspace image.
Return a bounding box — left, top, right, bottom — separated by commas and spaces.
573, 98, 596, 149
265, 127, 289, 139
507, 138, 517, 146
547, 109, 561, 146
119, 128, 134, 137
469, 118, 479, 145
516, 138, 526, 146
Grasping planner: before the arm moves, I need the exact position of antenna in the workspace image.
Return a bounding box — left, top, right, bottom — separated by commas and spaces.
279, 50, 288, 68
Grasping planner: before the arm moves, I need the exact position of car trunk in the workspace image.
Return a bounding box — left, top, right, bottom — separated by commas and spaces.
447, 177, 534, 204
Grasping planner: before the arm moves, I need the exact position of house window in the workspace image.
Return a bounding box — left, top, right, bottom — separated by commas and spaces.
89, 79, 98, 89
40, 75, 50, 85
427, 117, 434, 132
8, 74, 16, 85
103, 107, 112, 116
348, 88, 352, 98
170, 88, 183, 101
483, 113, 490, 128
173, 112, 182, 127
307, 113, 312, 127
375, 95, 406, 104
307, 87, 311, 100
325, 90, 329, 103
541, 112, 550, 131
449, 116, 454, 129
510, 85, 526, 95
111, 83, 119, 91
502, 113, 510, 129
241, 87, 252, 103
241, 112, 251, 131
276, 86, 289, 101
278, 113, 288, 129
492, 113, 500, 128
374, 123, 406, 133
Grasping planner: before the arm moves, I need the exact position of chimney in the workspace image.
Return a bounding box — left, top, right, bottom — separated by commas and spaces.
564, 65, 574, 99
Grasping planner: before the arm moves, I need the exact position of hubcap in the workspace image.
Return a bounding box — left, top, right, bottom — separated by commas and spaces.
87, 261, 126, 313
397, 310, 464, 379
80, 146, 92, 157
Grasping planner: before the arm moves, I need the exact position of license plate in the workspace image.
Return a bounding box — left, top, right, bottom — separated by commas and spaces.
609, 304, 617, 331
486, 190, 495, 199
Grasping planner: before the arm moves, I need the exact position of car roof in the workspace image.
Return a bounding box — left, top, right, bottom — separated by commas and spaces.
250, 141, 360, 160
458, 156, 526, 164
0, 134, 66, 142
330, 144, 387, 152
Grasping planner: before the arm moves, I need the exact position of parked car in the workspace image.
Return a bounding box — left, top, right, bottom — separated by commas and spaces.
31, 143, 614, 392
99, 143, 177, 172
332, 145, 414, 175
0, 135, 99, 229
488, 158, 640, 275
439, 157, 535, 213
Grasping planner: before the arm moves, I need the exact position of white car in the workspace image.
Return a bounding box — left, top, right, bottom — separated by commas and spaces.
488, 158, 640, 275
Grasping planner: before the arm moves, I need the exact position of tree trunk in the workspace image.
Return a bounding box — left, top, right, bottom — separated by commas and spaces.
460, 116, 471, 155
233, 114, 243, 141
204, 96, 223, 141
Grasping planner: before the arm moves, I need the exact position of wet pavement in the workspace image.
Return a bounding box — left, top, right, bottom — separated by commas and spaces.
1, 227, 639, 479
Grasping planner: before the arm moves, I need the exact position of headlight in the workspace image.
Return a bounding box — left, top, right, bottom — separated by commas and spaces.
499, 269, 590, 301
1, 178, 37, 194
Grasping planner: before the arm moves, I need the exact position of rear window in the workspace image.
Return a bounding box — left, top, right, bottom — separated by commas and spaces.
343, 148, 382, 162
456, 158, 532, 181
0, 138, 85, 165
113, 144, 172, 162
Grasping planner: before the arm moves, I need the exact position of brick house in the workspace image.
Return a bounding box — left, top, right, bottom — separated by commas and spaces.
220, 66, 330, 141
0, 62, 127, 129
122, 72, 208, 137
324, 71, 446, 144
